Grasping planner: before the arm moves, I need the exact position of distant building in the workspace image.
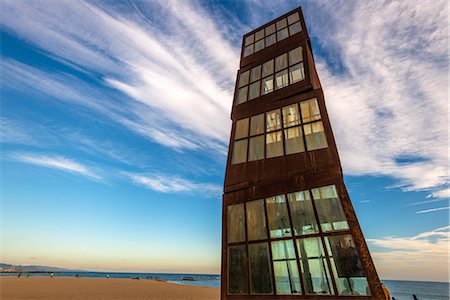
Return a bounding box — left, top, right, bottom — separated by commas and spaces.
221, 7, 384, 299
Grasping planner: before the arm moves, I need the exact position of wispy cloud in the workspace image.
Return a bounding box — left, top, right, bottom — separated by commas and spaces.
126, 173, 221, 198
416, 206, 450, 214
427, 188, 450, 199
12, 153, 101, 181
368, 226, 449, 281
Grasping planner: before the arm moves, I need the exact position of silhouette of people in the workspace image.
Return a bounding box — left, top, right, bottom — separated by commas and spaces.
17, 273, 21, 278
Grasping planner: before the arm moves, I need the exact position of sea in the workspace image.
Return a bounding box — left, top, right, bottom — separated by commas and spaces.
1, 272, 448, 299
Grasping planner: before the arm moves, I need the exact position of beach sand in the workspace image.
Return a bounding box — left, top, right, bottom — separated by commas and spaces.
0, 276, 220, 300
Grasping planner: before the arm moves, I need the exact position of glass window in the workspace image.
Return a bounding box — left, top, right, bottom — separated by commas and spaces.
262, 60, 274, 77
266, 195, 291, 238
250, 66, 261, 82
275, 54, 288, 72
228, 245, 248, 294
311, 185, 349, 232
249, 243, 273, 294
235, 118, 249, 140
249, 135, 265, 161
289, 47, 303, 65
300, 98, 321, 123
239, 70, 250, 87
287, 191, 319, 235
255, 39, 264, 52
232, 139, 248, 164
296, 237, 333, 295
246, 199, 267, 240
289, 22, 302, 35
265, 33, 276, 47
266, 131, 283, 158
284, 127, 305, 155
275, 69, 289, 90
245, 34, 254, 46
244, 45, 253, 57
276, 18, 287, 30
236, 86, 248, 104
266, 24, 276, 36
282, 104, 300, 127
250, 113, 264, 136
261, 76, 274, 95
304, 121, 328, 150
289, 63, 305, 84
287, 12, 300, 25
277, 27, 289, 41
248, 81, 260, 100
227, 204, 246, 243
272, 240, 302, 295
325, 235, 371, 296
255, 29, 265, 41
266, 109, 281, 132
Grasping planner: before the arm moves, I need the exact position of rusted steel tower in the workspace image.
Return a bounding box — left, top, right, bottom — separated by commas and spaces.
221, 7, 384, 299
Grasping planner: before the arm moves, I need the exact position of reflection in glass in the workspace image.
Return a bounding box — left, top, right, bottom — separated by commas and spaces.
287, 191, 319, 235
249, 243, 273, 294
275, 54, 288, 72
284, 127, 305, 155
289, 63, 305, 84
289, 22, 302, 35
266, 109, 282, 132
261, 76, 274, 95
255, 29, 265, 41
250, 114, 264, 136
239, 70, 250, 87
266, 33, 276, 47
266, 195, 292, 238
300, 98, 321, 123
236, 86, 247, 104
287, 12, 300, 25
232, 139, 248, 164
246, 199, 267, 240
276, 18, 287, 29
266, 24, 276, 36
325, 235, 371, 296
227, 204, 245, 243
266, 131, 283, 158
289, 47, 303, 65
297, 237, 333, 295
304, 121, 328, 150
272, 240, 302, 295
250, 65, 262, 82
262, 60, 274, 77
311, 185, 349, 232
248, 81, 260, 100
245, 34, 254, 46
235, 118, 249, 140
277, 28, 289, 41
244, 45, 253, 57
282, 104, 301, 127
275, 69, 288, 90
228, 245, 248, 294
249, 135, 265, 161
255, 39, 264, 52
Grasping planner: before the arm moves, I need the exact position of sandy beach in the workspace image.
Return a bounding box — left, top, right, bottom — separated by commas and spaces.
0, 276, 220, 300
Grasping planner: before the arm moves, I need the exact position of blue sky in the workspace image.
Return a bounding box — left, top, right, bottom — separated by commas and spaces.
0, 0, 448, 282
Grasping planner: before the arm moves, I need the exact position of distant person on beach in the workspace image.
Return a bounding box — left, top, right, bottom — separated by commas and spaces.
50, 273, 54, 278
106, 274, 109, 279
17, 273, 21, 278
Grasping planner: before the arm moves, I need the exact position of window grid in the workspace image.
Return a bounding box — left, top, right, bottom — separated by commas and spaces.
231, 98, 327, 165
243, 12, 302, 58
226, 185, 365, 296
235, 45, 305, 106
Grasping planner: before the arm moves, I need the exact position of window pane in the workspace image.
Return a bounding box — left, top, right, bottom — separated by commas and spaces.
289, 63, 305, 84
275, 69, 289, 90
284, 127, 305, 155
277, 28, 289, 41
266, 195, 291, 238
300, 98, 321, 123
288, 191, 319, 235
248, 81, 260, 100
325, 235, 371, 296
255, 29, 265, 41
249, 243, 273, 294
245, 34, 254, 46
266, 109, 281, 132
250, 65, 261, 82
235, 118, 249, 140
266, 131, 283, 158
249, 135, 265, 161
236, 86, 248, 104
244, 45, 253, 57
275, 53, 288, 72
250, 113, 264, 136
228, 245, 248, 294
289, 22, 302, 35
276, 18, 287, 29
266, 24, 276, 36
287, 12, 300, 25
304, 121, 328, 150
265, 33, 276, 47
311, 185, 349, 232
239, 70, 250, 87
262, 60, 274, 77
246, 199, 267, 240
282, 104, 301, 127
227, 204, 245, 243
232, 139, 248, 164
261, 76, 274, 95
272, 240, 301, 295
289, 47, 303, 66
255, 39, 264, 52
297, 237, 333, 295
